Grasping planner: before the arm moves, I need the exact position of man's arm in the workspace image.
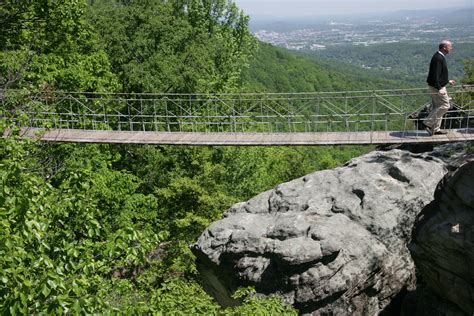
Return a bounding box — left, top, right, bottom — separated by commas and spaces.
432, 56, 443, 90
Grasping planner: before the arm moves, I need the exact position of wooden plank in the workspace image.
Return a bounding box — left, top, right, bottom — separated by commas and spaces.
4, 127, 474, 146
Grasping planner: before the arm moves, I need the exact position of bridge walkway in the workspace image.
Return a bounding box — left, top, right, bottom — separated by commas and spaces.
12, 127, 474, 146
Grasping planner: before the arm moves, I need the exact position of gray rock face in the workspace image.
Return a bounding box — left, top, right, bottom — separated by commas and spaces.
192, 146, 466, 314
410, 158, 474, 315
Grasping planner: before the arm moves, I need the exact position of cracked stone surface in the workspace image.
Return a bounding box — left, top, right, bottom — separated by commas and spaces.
410, 157, 474, 315
192, 144, 468, 315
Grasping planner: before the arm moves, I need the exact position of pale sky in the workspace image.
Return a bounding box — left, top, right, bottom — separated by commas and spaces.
234, 0, 474, 18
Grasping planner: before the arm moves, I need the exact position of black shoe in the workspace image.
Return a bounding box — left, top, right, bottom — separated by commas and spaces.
433, 130, 448, 135
424, 125, 433, 136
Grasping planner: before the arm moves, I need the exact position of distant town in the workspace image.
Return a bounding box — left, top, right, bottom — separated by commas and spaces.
254, 16, 474, 50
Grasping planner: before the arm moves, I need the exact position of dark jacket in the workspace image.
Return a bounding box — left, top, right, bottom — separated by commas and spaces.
426, 52, 448, 90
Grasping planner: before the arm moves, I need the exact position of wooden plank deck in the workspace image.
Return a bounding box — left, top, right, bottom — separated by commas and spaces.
6, 127, 474, 146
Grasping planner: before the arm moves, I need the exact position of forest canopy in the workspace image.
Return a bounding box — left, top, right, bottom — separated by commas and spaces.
0, 0, 256, 93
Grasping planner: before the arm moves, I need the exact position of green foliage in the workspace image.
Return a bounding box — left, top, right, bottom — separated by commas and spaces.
220, 146, 368, 198
463, 59, 474, 84
97, 275, 222, 314
112, 146, 239, 243
88, 0, 256, 93
466, 144, 474, 154
226, 287, 298, 315
151, 278, 221, 314
0, 0, 119, 91
305, 42, 474, 86
0, 136, 164, 314
100, 277, 297, 314
241, 42, 407, 92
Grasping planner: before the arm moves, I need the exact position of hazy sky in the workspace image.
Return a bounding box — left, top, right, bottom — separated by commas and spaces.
234, 0, 474, 18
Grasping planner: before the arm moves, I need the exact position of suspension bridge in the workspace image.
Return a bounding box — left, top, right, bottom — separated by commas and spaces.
1, 87, 473, 145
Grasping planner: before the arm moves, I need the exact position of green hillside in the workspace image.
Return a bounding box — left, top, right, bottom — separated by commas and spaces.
241, 42, 409, 92
303, 42, 474, 85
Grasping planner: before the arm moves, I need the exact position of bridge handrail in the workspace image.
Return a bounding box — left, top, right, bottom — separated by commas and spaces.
1, 85, 473, 98
1, 85, 472, 135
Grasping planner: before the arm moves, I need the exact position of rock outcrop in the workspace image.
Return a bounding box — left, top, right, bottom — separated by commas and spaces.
410, 157, 474, 315
192, 145, 469, 314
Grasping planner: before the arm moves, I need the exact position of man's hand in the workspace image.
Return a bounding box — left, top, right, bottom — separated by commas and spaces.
439, 87, 447, 95
449, 80, 456, 86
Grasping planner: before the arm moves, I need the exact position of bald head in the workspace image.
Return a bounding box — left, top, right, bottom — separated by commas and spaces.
439, 40, 453, 55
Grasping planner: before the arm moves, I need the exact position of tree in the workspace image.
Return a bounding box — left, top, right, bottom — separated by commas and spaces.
0, 133, 164, 314
88, 0, 256, 93
0, 0, 118, 91
463, 59, 474, 84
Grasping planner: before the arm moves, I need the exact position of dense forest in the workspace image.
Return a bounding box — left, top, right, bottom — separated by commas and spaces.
241, 42, 409, 92
0, 0, 472, 314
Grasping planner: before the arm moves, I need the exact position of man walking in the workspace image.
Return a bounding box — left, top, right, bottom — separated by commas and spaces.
423, 40, 456, 135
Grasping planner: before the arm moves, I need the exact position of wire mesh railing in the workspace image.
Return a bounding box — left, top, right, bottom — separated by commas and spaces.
1, 86, 473, 134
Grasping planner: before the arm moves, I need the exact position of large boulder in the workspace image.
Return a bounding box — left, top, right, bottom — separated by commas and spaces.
192, 145, 467, 314
409, 157, 474, 315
